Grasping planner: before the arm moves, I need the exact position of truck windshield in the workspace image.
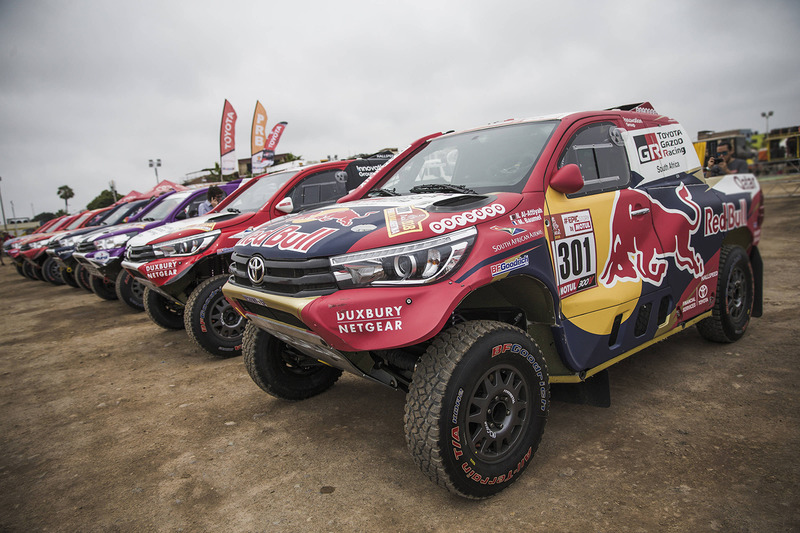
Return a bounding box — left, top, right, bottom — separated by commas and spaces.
382, 121, 559, 195
139, 191, 193, 221
224, 171, 299, 213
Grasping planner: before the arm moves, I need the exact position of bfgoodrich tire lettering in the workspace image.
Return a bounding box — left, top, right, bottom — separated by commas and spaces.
242, 322, 341, 400
143, 286, 185, 330
404, 320, 549, 499
697, 245, 754, 343
185, 275, 246, 358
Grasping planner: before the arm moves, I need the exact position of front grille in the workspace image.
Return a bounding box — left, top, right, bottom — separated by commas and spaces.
127, 244, 157, 262
76, 241, 96, 253
230, 252, 337, 297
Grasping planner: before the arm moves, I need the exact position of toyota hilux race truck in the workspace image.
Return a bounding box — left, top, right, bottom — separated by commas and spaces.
121, 156, 393, 357
73, 183, 239, 306
222, 103, 764, 498
45, 200, 151, 288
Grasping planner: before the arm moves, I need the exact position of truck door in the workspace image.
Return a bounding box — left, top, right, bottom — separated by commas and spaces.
544, 120, 666, 370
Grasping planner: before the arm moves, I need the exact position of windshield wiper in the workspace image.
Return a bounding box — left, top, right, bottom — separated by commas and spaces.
227, 207, 241, 213
141, 217, 155, 221
367, 188, 400, 197
409, 183, 478, 195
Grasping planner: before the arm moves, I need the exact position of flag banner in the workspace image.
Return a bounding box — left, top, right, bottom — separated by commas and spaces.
263, 121, 288, 167
250, 101, 269, 174
220, 99, 238, 175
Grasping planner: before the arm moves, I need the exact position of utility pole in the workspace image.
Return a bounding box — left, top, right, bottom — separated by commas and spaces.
0, 175, 7, 229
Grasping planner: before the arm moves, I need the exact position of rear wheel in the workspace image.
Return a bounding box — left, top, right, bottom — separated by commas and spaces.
697, 245, 754, 343
143, 287, 185, 330
41, 257, 65, 285
74, 264, 93, 292
89, 274, 118, 300
115, 270, 145, 311
404, 320, 549, 499
242, 322, 342, 400
185, 275, 245, 357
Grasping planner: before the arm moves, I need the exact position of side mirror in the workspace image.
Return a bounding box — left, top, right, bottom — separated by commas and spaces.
550, 164, 584, 195
276, 197, 294, 214
175, 211, 187, 220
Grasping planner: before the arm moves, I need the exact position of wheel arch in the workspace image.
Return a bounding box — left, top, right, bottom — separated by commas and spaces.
454, 275, 572, 375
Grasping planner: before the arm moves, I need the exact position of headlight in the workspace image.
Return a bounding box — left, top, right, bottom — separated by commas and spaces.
330, 226, 476, 288
95, 232, 136, 250
152, 230, 220, 257
58, 236, 77, 248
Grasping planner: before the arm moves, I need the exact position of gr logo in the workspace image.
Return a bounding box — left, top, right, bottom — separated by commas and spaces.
634, 133, 663, 164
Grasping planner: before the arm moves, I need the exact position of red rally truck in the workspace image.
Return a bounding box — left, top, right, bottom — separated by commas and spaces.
121, 155, 393, 357
221, 103, 764, 498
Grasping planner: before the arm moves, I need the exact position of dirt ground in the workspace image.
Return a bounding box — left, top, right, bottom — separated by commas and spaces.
1, 196, 798, 533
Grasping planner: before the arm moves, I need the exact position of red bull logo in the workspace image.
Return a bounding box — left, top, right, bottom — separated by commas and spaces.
600, 183, 704, 287
294, 208, 378, 227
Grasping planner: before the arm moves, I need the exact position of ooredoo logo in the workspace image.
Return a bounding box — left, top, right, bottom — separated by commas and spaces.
634, 133, 663, 163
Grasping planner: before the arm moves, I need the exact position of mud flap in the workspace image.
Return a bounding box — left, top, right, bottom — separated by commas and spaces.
751, 246, 763, 318
551, 369, 611, 408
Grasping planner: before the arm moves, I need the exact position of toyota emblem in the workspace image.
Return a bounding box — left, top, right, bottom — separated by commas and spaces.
247, 256, 266, 285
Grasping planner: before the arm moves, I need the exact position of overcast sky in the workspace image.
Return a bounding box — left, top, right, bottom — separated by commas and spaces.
1, 0, 798, 217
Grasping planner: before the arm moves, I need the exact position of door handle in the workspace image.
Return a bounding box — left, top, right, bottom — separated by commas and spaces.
630, 207, 650, 216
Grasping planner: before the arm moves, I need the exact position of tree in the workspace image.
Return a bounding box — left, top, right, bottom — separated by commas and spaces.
57, 185, 75, 213
87, 189, 116, 210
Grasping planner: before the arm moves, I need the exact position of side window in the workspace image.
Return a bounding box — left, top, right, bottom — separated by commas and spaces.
288, 169, 348, 211
185, 197, 205, 218
559, 122, 630, 196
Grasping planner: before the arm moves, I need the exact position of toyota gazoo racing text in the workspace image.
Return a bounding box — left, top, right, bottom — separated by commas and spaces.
72, 183, 239, 306
222, 103, 763, 498
121, 156, 393, 358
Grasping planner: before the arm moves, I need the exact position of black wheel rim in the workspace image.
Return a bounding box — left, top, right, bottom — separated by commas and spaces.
46, 261, 61, 282
130, 279, 145, 301
208, 294, 245, 340
466, 364, 530, 463
727, 265, 746, 322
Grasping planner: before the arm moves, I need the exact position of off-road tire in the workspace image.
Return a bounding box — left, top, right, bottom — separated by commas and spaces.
143, 287, 185, 330
404, 320, 549, 499
22, 261, 39, 280
115, 270, 145, 311
74, 263, 93, 292
14, 263, 25, 278
89, 274, 118, 300
242, 322, 342, 400
697, 245, 754, 343
41, 257, 65, 285
185, 275, 245, 358
61, 266, 79, 288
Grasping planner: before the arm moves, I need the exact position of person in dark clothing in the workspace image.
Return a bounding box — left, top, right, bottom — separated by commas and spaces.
707, 142, 749, 176
198, 186, 225, 215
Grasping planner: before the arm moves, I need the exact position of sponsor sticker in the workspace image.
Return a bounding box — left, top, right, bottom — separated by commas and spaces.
335, 305, 404, 334
549, 209, 598, 298
490, 255, 529, 277
384, 206, 429, 238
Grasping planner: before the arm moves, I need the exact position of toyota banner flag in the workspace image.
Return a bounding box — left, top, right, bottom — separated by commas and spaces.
220, 99, 238, 176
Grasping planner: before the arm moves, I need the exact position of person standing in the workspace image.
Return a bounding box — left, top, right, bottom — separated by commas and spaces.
707, 142, 749, 176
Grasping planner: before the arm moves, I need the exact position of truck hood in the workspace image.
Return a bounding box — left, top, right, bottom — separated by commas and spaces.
233, 192, 523, 259
127, 211, 252, 247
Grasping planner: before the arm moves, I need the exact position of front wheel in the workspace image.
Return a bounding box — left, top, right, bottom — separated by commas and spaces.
404, 320, 549, 499
115, 270, 145, 311
185, 275, 246, 358
696, 245, 754, 343
41, 257, 64, 285
143, 287, 185, 330
242, 322, 342, 400
74, 263, 93, 292
89, 274, 118, 300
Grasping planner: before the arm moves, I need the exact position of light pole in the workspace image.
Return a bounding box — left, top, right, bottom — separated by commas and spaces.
109, 180, 118, 202
149, 159, 161, 184
761, 111, 773, 135
0, 175, 7, 229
